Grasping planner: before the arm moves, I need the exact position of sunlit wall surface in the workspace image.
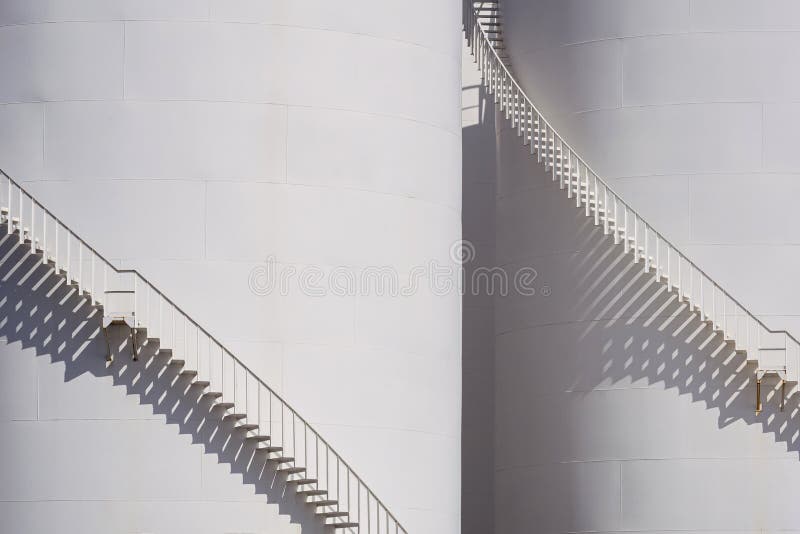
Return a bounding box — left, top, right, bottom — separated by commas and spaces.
495, 1, 800, 532
0, 2, 462, 532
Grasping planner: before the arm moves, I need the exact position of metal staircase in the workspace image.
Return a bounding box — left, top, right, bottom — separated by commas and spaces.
0, 169, 404, 532
463, 0, 800, 411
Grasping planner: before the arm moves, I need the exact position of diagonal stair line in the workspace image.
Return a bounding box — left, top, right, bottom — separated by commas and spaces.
0, 167, 406, 533
463, 0, 800, 408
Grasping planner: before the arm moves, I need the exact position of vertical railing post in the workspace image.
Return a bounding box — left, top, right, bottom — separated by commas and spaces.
30, 197, 35, 254
700, 276, 705, 320
17, 187, 23, 244
666, 246, 671, 291
622, 205, 629, 253
566, 149, 573, 198
712, 284, 717, 330
654, 235, 660, 280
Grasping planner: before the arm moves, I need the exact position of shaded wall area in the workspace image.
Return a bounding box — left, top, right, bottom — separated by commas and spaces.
501, 0, 800, 341
461, 44, 496, 534
494, 108, 800, 534
0, 231, 327, 534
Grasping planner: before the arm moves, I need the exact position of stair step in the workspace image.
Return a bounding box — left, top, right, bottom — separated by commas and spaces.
202, 391, 223, 399
331, 523, 359, 529
278, 466, 306, 474
192, 380, 210, 388
258, 446, 283, 453
311, 499, 338, 507
223, 413, 247, 421
288, 478, 318, 485
319, 511, 350, 518
297, 489, 328, 496
237, 423, 259, 431
245, 435, 271, 443
215, 402, 235, 409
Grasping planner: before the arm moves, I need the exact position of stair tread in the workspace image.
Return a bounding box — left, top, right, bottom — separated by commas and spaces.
311, 499, 338, 507
245, 435, 271, 442
278, 466, 306, 474
318, 511, 349, 518
297, 489, 327, 496
268, 456, 295, 463
288, 478, 318, 485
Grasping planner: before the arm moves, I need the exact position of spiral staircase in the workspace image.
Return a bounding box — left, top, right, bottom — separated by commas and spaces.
463, 0, 800, 411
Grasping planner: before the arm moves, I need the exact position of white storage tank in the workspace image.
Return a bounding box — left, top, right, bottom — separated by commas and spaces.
0, 1, 462, 532
494, 0, 800, 532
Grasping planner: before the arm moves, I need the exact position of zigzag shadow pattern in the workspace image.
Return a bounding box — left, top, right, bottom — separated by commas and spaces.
0, 230, 327, 533
497, 160, 800, 464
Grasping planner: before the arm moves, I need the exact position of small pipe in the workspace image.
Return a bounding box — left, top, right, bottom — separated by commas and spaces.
781, 380, 786, 412
131, 327, 138, 361
102, 326, 113, 363
756, 379, 762, 413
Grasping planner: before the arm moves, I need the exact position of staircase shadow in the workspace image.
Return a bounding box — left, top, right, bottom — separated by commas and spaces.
0, 233, 328, 533
501, 170, 800, 458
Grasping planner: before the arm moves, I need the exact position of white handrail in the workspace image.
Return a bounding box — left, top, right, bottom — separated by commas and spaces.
0, 168, 406, 533
463, 1, 800, 384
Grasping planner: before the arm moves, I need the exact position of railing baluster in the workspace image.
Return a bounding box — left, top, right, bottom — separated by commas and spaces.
522, 99, 528, 143
5, 180, 11, 236
712, 284, 717, 330
623, 205, 629, 253
90, 250, 95, 301
66, 231, 71, 283
654, 234, 660, 279
17, 187, 22, 244
30, 197, 35, 254
666, 246, 671, 291
700, 276, 705, 320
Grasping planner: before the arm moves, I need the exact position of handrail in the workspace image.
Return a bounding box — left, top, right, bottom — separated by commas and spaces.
0, 166, 406, 533
463, 1, 800, 380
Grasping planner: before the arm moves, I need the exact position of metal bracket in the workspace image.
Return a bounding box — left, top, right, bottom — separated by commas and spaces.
755, 369, 786, 413
102, 316, 138, 362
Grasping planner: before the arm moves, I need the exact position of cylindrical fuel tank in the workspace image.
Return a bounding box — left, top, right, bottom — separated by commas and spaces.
495, 1, 800, 532
0, 2, 462, 532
